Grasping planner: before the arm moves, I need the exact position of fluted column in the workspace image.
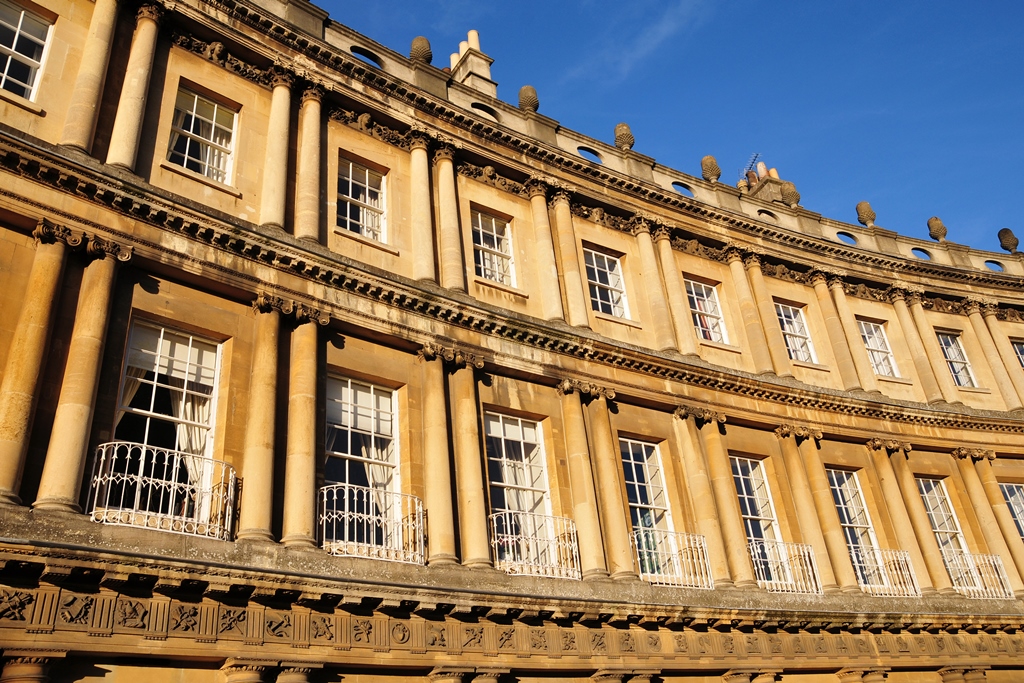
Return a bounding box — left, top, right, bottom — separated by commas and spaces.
235, 295, 284, 542
104, 3, 162, 171
450, 351, 490, 568
980, 303, 1024, 406
964, 299, 1022, 409
726, 250, 773, 374
882, 441, 956, 593
34, 237, 131, 512
745, 254, 792, 377
829, 278, 880, 393
973, 452, 1024, 583
259, 69, 294, 230
408, 133, 436, 281
0, 221, 78, 506
435, 146, 465, 290
550, 192, 590, 328
656, 228, 698, 356
524, 180, 564, 321
60, 0, 119, 152
293, 84, 323, 243
697, 412, 757, 588
905, 290, 960, 403
809, 272, 860, 390
672, 407, 732, 586
420, 343, 456, 564
280, 306, 328, 548
887, 288, 944, 402
775, 426, 840, 593
631, 219, 675, 351
0, 656, 50, 683
953, 448, 1024, 595
867, 440, 935, 595
557, 380, 607, 580
586, 391, 636, 580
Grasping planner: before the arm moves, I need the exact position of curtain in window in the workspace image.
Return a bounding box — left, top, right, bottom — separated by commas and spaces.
114, 366, 147, 428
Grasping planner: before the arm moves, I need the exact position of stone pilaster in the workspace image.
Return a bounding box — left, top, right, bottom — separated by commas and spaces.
903, 288, 960, 403
656, 228, 699, 356
294, 83, 323, 243
419, 342, 457, 564
447, 348, 490, 568
963, 298, 1022, 410
744, 253, 792, 377
979, 302, 1024, 405
631, 217, 675, 352
550, 192, 590, 328
60, 0, 120, 152
586, 389, 636, 580
884, 287, 943, 402
409, 132, 436, 282
809, 271, 860, 390
828, 276, 880, 393
259, 68, 294, 230
524, 179, 564, 321
971, 450, 1024, 585
725, 249, 772, 374
435, 145, 465, 290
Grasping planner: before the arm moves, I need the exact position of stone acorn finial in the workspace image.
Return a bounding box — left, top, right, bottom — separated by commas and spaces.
856, 201, 876, 228
700, 155, 721, 183
780, 181, 800, 208
614, 122, 634, 150
410, 36, 432, 64
927, 216, 947, 242
518, 85, 539, 113
998, 227, 1019, 253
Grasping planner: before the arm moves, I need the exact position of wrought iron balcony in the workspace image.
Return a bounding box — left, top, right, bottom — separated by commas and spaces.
631, 528, 714, 589
88, 441, 237, 541
489, 510, 581, 580
942, 549, 1014, 599
850, 547, 921, 598
748, 539, 823, 594
319, 483, 425, 565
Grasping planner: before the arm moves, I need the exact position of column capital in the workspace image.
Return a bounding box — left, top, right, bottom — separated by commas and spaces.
405, 128, 432, 151
136, 2, 164, 24
429, 668, 473, 683
951, 446, 996, 461
548, 189, 571, 208
299, 82, 325, 104
742, 251, 763, 269
867, 438, 912, 455
774, 424, 822, 441
962, 296, 996, 316
888, 283, 924, 306
673, 404, 726, 426
292, 302, 330, 326
652, 225, 672, 242
86, 235, 133, 262
627, 213, 653, 236
723, 244, 750, 264
418, 342, 484, 368
433, 144, 456, 164
808, 266, 844, 286
32, 218, 83, 248
251, 292, 293, 315
267, 64, 295, 89
556, 378, 615, 400
524, 177, 549, 199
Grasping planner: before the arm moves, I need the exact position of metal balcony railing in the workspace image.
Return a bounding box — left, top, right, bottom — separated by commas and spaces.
88, 441, 237, 540
942, 550, 1014, 599
631, 528, 714, 589
489, 510, 581, 580
748, 539, 823, 594
850, 546, 921, 598
318, 483, 425, 565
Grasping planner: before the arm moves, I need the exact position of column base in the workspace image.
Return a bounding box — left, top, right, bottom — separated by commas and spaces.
1013, 589, 1024, 600
920, 586, 939, 597
581, 568, 611, 581
427, 554, 458, 566
730, 579, 760, 590
712, 577, 735, 589
610, 570, 640, 582
0, 490, 22, 506
938, 586, 960, 596
462, 559, 494, 570
260, 221, 285, 231
840, 584, 864, 595
30, 497, 82, 513
235, 530, 277, 544
822, 583, 842, 595
280, 534, 317, 549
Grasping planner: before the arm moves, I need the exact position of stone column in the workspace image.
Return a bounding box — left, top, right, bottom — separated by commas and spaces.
964, 299, 1022, 409
0, 656, 50, 683
774, 426, 840, 593
524, 179, 564, 321
905, 289, 960, 403
586, 391, 636, 580
672, 407, 732, 587
435, 146, 465, 290
809, 272, 860, 390
655, 228, 698, 356
409, 133, 436, 282
828, 278, 880, 393
34, 237, 132, 512
420, 343, 457, 564
973, 452, 1024, 583
867, 440, 935, 595
861, 671, 889, 683
726, 250, 773, 374
449, 351, 490, 568
631, 218, 676, 352
221, 663, 265, 683
280, 306, 328, 548
557, 380, 608, 580
745, 254, 792, 377
293, 84, 323, 243
980, 303, 1024, 405
60, 0, 119, 152
277, 668, 312, 683
887, 288, 944, 403
104, 3, 162, 171
953, 448, 1024, 595
796, 431, 862, 592
550, 191, 590, 328
961, 669, 988, 683
697, 412, 757, 588
0, 221, 78, 506
235, 295, 284, 542
259, 69, 294, 230
939, 670, 966, 683
882, 441, 956, 593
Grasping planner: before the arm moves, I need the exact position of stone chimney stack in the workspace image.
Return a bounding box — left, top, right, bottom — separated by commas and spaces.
449, 30, 497, 98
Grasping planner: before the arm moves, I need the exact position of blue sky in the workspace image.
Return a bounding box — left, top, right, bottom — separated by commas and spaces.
323, 1, 1024, 255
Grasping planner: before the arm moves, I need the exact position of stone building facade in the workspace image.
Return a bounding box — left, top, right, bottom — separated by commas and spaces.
1, 0, 1024, 681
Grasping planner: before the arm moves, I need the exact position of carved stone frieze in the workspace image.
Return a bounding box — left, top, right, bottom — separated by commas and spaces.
0, 589, 33, 621
170, 32, 271, 86
328, 107, 412, 149
458, 163, 525, 196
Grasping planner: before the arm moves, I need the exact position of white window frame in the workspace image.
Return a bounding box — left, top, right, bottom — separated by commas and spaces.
936, 332, 977, 388
484, 413, 551, 517
685, 278, 728, 343
775, 302, 816, 363
324, 377, 399, 493
167, 88, 236, 184
1000, 482, 1024, 542
828, 468, 885, 586
471, 209, 515, 286
337, 157, 386, 242
731, 456, 781, 544
857, 319, 899, 377
0, 0, 52, 101
620, 437, 673, 532
1012, 340, 1024, 369
584, 247, 629, 319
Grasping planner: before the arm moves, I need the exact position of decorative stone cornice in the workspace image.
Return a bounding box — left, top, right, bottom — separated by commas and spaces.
774, 424, 822, 441
329, 107, 412, 149
555, 379, 615, 400
866, 438, 912, 455
86, 235, 133, 262
951, 447, 996, 461
673, 405, 726, 426
169, 31, 269, 86
32, 218, 83, 248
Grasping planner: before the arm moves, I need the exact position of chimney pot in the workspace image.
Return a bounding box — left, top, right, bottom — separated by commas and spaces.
459, 40, 469, 57
468, 30, 481, 51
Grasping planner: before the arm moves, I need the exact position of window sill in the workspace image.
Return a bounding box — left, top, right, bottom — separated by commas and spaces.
159, 161, 242, 197
0, 88, 44, 116
699, 339, 742, 355
593, 310, 643, 329
792, 359, 830, 372
473, 277, 528, 299
333, 228, 400, 256
957, 385, 991, 395
877, 374, 913, 386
